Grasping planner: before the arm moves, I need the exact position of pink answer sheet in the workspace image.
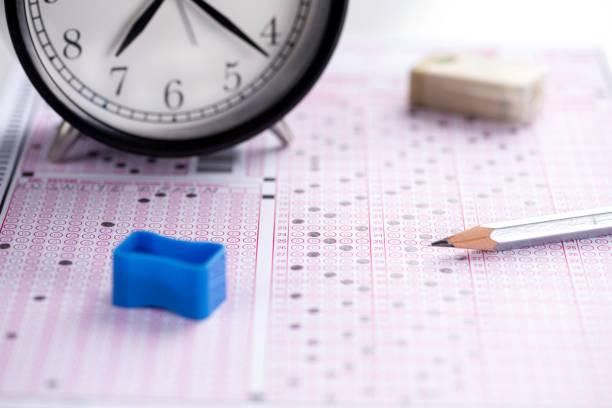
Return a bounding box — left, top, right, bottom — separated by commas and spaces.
0, 39, 612, 407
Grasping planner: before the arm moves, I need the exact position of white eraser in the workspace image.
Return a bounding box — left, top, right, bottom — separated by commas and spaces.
410, 54, 547, 123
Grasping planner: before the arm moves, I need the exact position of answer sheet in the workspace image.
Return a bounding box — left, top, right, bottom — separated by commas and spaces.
1, 40, 612, 407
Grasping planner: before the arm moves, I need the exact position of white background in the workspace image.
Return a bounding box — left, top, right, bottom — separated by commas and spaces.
2, 0, 612, 83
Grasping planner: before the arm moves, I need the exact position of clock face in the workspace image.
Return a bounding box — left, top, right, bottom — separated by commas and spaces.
10, 0, 341, 145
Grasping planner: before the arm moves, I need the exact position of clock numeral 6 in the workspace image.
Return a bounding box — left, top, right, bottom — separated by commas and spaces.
63, 29, 82, 60
165, 80, 184, 110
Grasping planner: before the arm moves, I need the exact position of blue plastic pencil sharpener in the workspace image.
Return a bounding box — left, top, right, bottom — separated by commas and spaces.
112, 231, 226, 320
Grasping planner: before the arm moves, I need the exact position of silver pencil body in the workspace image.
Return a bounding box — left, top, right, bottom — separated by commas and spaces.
487, 207, 612, 251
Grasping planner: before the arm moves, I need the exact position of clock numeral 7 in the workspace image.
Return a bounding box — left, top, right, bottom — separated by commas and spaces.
110, 67, 128, 96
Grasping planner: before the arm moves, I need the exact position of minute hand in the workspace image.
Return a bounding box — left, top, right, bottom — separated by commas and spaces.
190, 0, 269, 58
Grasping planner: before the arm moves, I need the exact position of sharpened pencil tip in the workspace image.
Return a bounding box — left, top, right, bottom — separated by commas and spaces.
432, 239, 454, 248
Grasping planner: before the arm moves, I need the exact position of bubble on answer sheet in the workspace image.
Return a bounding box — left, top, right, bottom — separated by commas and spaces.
45, 379, 59, 390
248, 393, 265, 403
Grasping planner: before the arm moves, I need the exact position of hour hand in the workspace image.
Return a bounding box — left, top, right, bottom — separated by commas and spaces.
189, 0, 269, 58
116, 0, 166, 57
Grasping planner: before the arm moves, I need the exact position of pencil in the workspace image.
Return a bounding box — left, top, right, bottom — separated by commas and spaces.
432, 206, 612, 251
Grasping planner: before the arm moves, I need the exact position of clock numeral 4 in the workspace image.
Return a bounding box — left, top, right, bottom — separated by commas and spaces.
261, 17, 280, 46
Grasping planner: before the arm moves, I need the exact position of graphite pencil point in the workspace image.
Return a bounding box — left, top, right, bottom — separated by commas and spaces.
432, 239, 454, 248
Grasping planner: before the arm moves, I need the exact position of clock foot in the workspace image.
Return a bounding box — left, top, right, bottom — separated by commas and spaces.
48, 121, 82, 163
48, 119, 294, 163
270, 120, 294, 148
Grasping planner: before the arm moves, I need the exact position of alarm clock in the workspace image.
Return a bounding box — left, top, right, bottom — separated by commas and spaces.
1, 0, 348, 157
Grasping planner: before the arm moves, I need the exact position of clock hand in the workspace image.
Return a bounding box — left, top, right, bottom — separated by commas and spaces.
189, 0, 269, 58
177, 0, 198, 46
116, 0, 166, 57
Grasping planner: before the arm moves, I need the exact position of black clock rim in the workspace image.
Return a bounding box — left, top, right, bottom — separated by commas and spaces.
5, 0, 349, 157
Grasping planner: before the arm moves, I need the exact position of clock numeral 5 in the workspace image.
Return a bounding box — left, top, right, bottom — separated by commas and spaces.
223, 62, 242, 92
110, 67, 128, 96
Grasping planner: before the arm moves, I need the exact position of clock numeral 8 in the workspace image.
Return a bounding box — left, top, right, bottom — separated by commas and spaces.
63, 29, 82, 60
